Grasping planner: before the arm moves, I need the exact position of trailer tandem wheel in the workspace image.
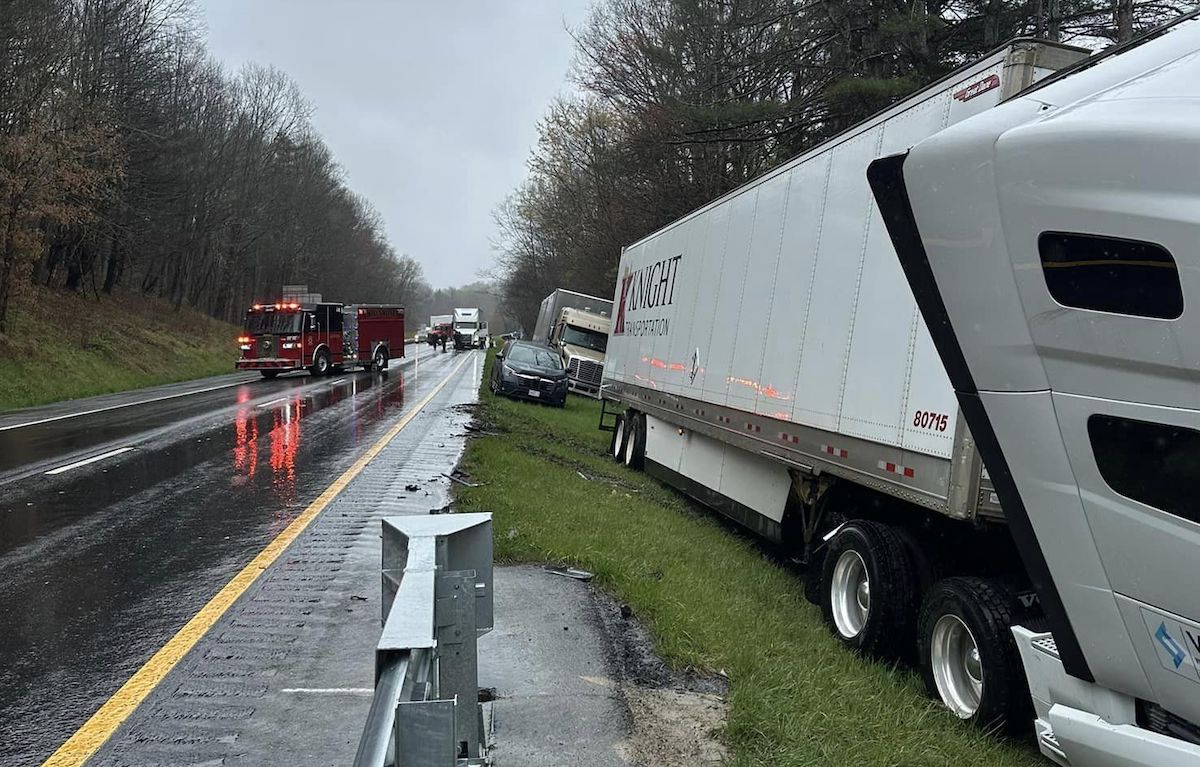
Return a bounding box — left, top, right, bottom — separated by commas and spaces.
917, 577, 1032, 734
820, 521, 917, 659
610, 414, 628, 463
623, 411, 646, 470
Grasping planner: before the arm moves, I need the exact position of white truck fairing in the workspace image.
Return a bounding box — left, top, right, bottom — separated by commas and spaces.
870, 13, 1200, 764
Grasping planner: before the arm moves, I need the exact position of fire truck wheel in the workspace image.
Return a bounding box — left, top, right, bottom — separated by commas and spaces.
373, 348, 387, 370
820, 520, 917, 660
260, 370, 279, 380
918, 577, 1031, 734
311, 349, 331, 377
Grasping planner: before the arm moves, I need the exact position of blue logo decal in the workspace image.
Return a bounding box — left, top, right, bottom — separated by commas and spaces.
1156, 622, 1188, 669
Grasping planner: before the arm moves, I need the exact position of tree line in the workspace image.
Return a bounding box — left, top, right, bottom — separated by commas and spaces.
494, 0, 1187, 331
0, 0, 428, 333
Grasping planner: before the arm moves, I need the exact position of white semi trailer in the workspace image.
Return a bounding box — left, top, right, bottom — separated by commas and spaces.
602, 23, 1200, 765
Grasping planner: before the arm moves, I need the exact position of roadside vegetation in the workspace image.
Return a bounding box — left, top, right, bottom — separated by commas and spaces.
455, 351, 1041, 767
0, 288, 235, 412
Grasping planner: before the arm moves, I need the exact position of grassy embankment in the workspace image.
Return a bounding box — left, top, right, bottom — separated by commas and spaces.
0, 287, 238, 412
454, 351, 1041, 767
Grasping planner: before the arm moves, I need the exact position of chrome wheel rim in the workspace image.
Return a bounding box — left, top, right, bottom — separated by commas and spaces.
930, 614, 983, 718
624, 421, 637, 465
613, 420, 625, 459
830, 550, 869, 639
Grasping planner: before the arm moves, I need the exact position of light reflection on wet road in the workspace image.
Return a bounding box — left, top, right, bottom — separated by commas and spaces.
0, 344, 464, 765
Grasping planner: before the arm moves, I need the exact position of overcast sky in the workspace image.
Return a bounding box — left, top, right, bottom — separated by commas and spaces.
199, 1, 592, 289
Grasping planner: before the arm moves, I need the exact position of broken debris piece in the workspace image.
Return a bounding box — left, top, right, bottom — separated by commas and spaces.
543, 564, 594, 582
443, 472, 482, 488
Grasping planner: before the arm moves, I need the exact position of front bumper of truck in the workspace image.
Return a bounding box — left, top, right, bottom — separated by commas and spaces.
1014, 626, 1200, 767
236, 358, 302, 370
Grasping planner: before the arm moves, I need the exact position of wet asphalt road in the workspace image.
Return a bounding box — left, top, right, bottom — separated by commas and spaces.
0, 343, 469, 765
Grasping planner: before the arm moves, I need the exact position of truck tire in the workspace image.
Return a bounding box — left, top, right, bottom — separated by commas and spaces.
373, 347, 387, 370
623, 412, 646, 470
917, 577, 1032, 734
260, 370, 280, 380
311, 349, 330, 377
820, 521, 917, 659
611, 414, 628, 463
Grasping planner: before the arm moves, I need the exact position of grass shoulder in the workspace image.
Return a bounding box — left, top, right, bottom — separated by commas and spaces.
455, 350, 1042, 767
0, 288, 237, 412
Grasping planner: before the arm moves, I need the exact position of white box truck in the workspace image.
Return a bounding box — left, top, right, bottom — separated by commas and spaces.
599, 28, 1200, 764
533, 289, 614, 397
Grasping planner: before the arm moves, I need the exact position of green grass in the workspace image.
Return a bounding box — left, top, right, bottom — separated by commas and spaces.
0, 287, 238, 412
455, 351, 1043, 767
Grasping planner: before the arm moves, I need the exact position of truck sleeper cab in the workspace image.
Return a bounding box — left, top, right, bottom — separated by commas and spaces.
869, 13, 1200, 765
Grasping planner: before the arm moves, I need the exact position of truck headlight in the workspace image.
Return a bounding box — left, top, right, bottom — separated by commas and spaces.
281, 342, 297, 349
503, 363, 516, 375
239, 344, 251, 351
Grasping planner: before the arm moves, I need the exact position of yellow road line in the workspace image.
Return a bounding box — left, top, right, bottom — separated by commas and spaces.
43, 352, 475, 767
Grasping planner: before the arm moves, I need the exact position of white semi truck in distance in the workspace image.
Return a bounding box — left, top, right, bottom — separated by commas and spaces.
601, 21, 1200, 766
533, 289, 613, 397
452, 307, 487, 350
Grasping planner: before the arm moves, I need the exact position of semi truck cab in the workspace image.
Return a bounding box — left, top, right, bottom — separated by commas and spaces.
870, 14, 1200, 764
551, 307, 610, 397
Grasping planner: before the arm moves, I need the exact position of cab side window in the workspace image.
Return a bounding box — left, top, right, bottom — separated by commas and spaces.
1089, 414, 1200, 525
1039, 232, 1182, 319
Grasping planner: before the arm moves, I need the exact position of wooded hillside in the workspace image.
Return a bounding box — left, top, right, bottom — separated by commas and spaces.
0, 0, 427, 334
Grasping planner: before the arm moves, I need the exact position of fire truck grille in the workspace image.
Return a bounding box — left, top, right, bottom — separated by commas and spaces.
569, 358, 603, 387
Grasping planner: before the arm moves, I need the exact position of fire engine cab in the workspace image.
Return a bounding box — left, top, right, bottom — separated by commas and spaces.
236, 300, 405, 379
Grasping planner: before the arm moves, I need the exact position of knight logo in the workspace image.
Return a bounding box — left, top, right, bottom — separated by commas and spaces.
613, 254, 682, 336
953, 74, 1000, 102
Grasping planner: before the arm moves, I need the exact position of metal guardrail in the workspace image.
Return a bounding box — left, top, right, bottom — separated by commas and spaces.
354, 513, 494, 767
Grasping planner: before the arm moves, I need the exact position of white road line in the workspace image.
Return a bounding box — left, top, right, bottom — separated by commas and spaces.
280, 687, 373, 695
329, 378, 347, 385
256, 397, 288, 409
0, 378, 256, 433
45, 447, 134, 475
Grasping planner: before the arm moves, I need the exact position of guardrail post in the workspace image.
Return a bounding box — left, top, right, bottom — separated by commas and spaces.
356, 513, 493, 767
436, 570, 482, 760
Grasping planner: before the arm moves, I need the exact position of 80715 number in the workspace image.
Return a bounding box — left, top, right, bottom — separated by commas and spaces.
913, 410, 949, 432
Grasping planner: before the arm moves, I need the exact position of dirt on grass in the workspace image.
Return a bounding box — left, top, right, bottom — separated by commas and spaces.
590, 584, 731, 766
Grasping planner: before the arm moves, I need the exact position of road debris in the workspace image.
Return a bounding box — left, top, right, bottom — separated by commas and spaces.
543, 564, 594, 582
443, 471, 482, 488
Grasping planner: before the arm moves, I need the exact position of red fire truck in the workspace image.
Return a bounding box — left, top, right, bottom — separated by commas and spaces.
236, 301, 405, 379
